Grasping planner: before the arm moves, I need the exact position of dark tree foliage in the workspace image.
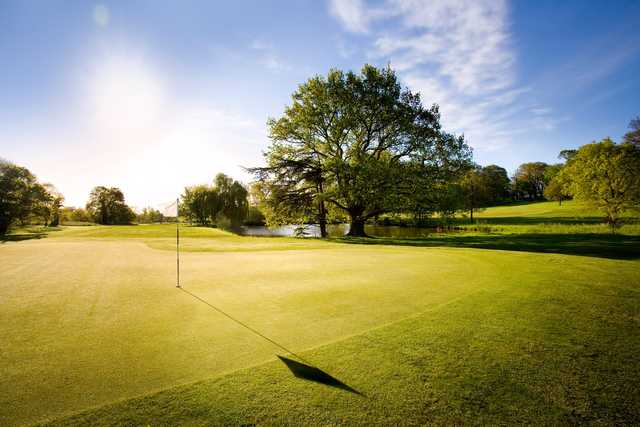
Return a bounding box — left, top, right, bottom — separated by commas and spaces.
0, 160, 58, 234
558, 149, 577, 162
512, 162, 549, 200
86, 186, 136, 225
623, 116, 640, 146
480, 165, 511, 204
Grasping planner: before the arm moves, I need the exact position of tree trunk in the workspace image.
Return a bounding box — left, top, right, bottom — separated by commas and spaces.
318, 199, 327, 238
0, 220, 9, 235
470, 207, 474, 223
319, 218, 327, 238
347, 218, 366, 237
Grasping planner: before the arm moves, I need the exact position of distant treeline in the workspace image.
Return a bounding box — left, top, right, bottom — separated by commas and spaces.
2, 65, 639, 235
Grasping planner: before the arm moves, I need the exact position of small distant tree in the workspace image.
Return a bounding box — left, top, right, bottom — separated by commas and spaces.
86, 186, 135, 225
543, 178, 570, 206
542, 164, 570, 205
623, 116, 640, 146
73, 208, 91, 222
513, 162, 549, 200
561, 138, 640, 231
558, 149, 577, 162
481, 165, 511, 204
137, 207, 164, 224
459, 166, 491, 222
43, 185, 64, 226
181, 174, 248, 228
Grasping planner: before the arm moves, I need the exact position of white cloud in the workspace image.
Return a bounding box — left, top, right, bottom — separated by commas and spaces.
329, 0, 553, 155
93, 4, 110, 28
329, 0, 371, 33
531, 107, 552, 116
250, 38, 291, 72
261, 54, 292, 72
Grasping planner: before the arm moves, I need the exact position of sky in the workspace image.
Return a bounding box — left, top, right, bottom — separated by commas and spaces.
1, 0, 639, 209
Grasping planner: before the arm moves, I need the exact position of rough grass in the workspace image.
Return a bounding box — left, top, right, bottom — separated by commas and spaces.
1, 201, 638, 426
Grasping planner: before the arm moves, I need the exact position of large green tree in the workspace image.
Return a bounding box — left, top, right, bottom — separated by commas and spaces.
561, 138, 640, 230
86, 186, 135, 225
252, 65, 471, 237
0, 160, 57, 234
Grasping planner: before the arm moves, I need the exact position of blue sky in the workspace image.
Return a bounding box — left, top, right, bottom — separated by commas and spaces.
1, 0, 639, 208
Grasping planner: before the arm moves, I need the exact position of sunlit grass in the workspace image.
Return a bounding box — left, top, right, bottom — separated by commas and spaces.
1, 201, 639, 425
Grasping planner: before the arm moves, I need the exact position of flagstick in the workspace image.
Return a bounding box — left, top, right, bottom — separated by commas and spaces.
176, 197, 180, 288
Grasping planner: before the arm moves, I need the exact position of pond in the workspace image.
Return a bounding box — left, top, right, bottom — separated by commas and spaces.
238, 224, 452, 238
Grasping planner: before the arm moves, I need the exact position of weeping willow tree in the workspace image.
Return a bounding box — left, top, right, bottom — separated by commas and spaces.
181, 173, 249, 229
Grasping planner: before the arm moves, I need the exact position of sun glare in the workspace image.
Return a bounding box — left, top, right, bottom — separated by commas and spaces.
86, 54, 166, 133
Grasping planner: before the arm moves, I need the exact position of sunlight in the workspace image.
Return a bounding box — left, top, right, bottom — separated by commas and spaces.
86, 54, 166, 133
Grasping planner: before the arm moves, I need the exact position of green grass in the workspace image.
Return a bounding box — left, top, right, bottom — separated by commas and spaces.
472, 199, 602, 218
451, 200, 640, 235
1, 201, 639, 426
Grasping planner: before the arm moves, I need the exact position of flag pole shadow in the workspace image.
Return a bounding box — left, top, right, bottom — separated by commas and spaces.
178, 287, 364, 396
277, 355, 364, 396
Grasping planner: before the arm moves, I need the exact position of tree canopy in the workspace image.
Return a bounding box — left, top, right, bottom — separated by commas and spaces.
181, 173, 249, 229
0, 159, 60, 234
513, 162, 549, 200
560, 138, 640, 229
251, 65, 471, 236
86, 186, 135, 225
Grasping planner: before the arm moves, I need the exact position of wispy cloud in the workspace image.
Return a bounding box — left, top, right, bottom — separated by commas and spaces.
329, 0, 549, 154
329, 0, 372, 33
250, 38, 291, 72
92, 4, 110, 28
531, 107, 552, 116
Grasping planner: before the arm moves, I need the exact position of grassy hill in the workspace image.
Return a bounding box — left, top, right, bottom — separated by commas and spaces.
0, 201, 638, 425
473, 199, 602, 218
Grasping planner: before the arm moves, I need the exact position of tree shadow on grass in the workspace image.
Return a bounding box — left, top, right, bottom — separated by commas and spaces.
336, 233, 640, 260
277, 356, 364, 396
0, 232, 48, 243
1, 226, 64, 243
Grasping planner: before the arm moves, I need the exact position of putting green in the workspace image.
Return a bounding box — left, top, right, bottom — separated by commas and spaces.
1, 225, 638, 425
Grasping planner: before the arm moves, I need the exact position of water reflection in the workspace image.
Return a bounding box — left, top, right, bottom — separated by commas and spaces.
239, 224, 440, 238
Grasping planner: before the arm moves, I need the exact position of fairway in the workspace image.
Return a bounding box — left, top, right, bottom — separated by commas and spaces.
1, 220, 639, 425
